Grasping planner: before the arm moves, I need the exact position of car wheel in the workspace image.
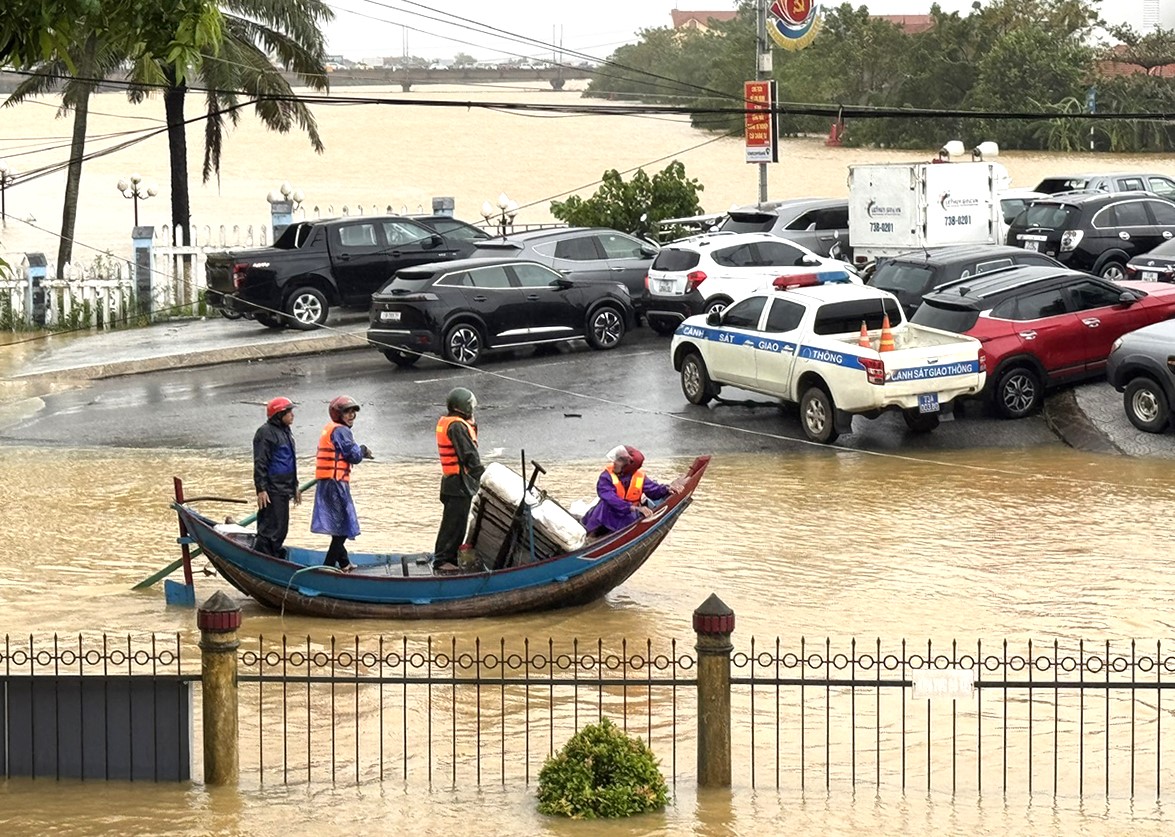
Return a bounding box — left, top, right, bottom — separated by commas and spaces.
902, 408, 940, 433
383, 348, 420, 368
649, 318, 678, 337
705, 297, 732, 317
994, 365, 1043, 419
1099, 260, 1127, 282
799, 386, 839, 444
1123, 376, 1171, 433
255, 312, 286, 329
443, 322, 483, 366
586, 305, 626, 350
680, 351, 716, 406
219, 308, 243, 320
283, 286, 329, 330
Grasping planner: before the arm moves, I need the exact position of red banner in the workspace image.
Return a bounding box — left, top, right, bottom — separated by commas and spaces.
744, 80, 778, 164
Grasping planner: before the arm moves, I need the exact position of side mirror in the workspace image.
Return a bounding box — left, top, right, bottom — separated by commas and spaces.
423, 234, 443, 250
1119, 291, 1139, 305
706, 310, 722, 326
798, 254, 821, 266
640, 244, 658, 258
552, 277, 574, 289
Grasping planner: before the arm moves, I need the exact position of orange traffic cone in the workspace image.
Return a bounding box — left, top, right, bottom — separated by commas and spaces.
878, 315, 895, 352
858, 320, 871, 348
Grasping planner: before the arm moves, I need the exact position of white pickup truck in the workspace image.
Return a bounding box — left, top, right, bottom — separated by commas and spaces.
669, 279, 987, 443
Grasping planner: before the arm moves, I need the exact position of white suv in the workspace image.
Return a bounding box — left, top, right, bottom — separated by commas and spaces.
643, 232, 859, 334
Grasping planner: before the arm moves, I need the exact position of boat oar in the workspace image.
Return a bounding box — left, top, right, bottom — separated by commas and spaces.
133, 477, 317, 590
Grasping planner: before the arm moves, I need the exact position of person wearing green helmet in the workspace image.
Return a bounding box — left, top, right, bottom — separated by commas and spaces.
433, 387, 485, 573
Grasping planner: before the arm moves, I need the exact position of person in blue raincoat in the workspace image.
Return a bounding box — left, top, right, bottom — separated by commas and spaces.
581, 445, 680, 536
311, 395, 373, 571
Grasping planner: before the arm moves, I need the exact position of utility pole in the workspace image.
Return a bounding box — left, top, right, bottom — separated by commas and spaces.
755, 0, 772, 205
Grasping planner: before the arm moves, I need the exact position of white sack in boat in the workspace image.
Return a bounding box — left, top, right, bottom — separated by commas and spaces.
471, 462, 586, 552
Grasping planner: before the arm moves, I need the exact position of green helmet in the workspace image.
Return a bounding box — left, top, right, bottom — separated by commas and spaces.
446, 387, 477, 417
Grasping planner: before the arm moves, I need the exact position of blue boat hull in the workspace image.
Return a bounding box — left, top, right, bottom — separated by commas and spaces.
174, 456, 710, 619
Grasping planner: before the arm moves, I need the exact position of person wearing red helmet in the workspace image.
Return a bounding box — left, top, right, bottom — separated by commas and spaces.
252, 397, 300, 558
311, 395, 374, 572
581, 445, 682, 536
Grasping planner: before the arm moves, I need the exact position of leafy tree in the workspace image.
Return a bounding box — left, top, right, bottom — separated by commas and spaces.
129, 0, 332, 244
550, 161, 704, 238
451, 52, 476, 68
0, 0, 88, 68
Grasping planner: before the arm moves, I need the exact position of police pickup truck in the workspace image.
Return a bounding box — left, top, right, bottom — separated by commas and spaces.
669, 275, 987, 444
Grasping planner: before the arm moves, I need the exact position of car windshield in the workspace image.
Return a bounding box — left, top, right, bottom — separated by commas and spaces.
911, 301, 980, 332
1142, 238, 1175, 258
1016, 204, 1079, 231
1035, 177, 1090, 194
651, 248, 700, 271
870, 263, 934, 295
812, 298, 902, 334
271, 222, 316, 249
385, 271, 436, 292
427, 219, 490, 241
717, 212, 775, 234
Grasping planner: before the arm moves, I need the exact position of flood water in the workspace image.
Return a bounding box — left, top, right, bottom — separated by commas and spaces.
4, 82, 1175, 834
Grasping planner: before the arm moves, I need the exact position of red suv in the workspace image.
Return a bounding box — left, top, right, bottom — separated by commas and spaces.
911, 265, 1175, 418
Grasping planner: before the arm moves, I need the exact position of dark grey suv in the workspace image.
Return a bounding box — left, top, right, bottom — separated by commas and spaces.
470, 227, 657, 318
716, 197, 851, 261
1107, 319, 1175, 433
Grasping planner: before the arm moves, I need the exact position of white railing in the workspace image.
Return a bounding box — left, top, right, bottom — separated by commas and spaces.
0, 254, 134, 330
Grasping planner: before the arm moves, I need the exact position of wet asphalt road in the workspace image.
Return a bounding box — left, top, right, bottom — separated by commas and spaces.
1, 329, 1062, 460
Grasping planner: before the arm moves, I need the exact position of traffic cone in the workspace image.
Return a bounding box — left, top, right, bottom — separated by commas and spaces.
878, 315, 895, 352
858, 320, 871, 348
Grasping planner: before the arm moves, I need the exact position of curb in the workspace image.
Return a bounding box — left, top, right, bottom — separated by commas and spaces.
1042, 389, 1123, 456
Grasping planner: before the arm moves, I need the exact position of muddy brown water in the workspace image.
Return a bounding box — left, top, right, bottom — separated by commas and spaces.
4, 83, 1175, 834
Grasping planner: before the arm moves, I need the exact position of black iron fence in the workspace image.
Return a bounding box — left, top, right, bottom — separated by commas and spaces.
5, 617, 1175, 796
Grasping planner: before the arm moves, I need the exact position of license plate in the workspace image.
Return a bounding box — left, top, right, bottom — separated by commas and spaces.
656, 280, 675, 294
1023, 241, 1039, 252
1143, 270, 1158, 281
379, 310, 401, 322
918, 393, 940, 414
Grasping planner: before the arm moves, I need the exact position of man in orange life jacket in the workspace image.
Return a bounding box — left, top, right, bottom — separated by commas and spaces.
581, 445, 679, 536
434, 386, 485, 573
252, 397, 300, 558
311, 395, 373, 572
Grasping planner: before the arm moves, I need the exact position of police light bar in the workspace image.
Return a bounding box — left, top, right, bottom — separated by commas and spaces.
772, 270, 853, 290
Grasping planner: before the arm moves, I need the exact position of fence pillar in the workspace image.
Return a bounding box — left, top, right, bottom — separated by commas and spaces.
198, 590, 241, 785
269, 199, 294, 241
694, 593, 734, 788
131, 226, 154, 318
431, 196, 455, 217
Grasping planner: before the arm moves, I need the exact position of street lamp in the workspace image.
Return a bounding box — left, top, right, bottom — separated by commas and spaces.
480, 192, 519, 237
266, 181, 304, 210
0, 159, 15, 224
116, 174, 157, 227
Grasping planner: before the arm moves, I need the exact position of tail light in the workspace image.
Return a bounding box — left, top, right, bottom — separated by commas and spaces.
1059, 229, 1083, 252
858, 356, 886, 385
232, 263, 249, 289
978, 350, 987, 374
685, 270, 707, 293
644, 274, 651, 289
1125, 264, 1137, 277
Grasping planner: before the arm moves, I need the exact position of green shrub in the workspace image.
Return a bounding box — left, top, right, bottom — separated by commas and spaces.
536, 718, 669, 819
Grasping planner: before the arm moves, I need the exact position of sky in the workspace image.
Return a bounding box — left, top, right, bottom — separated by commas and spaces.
320, 0, 987, 63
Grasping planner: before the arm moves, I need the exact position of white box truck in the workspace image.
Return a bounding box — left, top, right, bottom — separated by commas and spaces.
848, 161, 1009, 266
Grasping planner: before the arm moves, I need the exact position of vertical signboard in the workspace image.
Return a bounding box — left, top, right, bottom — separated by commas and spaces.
744, 80, 778, 164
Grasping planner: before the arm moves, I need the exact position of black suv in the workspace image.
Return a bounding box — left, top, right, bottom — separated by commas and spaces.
1006, 192, 1175, 281
867, 244, 1060, 319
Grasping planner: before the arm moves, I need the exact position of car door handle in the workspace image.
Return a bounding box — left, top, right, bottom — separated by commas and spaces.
472, 295, 487, 302
526, 294, 540, 301
1018, 330, 1037, 339
1082, 317, 1101, 327
338, 253, 351, 262
610, 266, 625, 271
1119, 231, 1131, 240
1165, 231, 1174, 239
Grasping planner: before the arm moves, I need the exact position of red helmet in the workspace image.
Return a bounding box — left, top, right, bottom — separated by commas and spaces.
329, 395, 361, 422
266, 397, 294, 419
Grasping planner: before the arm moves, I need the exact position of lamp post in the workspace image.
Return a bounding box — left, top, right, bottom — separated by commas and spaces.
480, 192, 519, 237
267, 182, 304, 241
0, 159, 15, 224
116, 174, 157, 227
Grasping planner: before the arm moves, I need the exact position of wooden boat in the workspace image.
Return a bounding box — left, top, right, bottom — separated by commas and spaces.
172, 456, 710, 619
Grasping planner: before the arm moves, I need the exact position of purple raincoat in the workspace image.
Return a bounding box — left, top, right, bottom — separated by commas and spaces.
310, 425, 365, 538
581, 468, 671, 534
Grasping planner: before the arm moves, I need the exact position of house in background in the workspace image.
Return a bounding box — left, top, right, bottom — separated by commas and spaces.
669, 9, 738, 33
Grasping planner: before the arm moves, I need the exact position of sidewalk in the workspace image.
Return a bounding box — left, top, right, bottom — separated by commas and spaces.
7, 313, 371, 382
5, 315, 1174, 459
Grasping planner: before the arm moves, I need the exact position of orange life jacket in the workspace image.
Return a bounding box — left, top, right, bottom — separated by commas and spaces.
436, 415, 478, 475
315, 421, 351, 482
606, 465, 645, 502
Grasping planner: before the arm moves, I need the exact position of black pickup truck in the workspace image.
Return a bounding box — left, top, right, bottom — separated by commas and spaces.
204, 215, 478, 328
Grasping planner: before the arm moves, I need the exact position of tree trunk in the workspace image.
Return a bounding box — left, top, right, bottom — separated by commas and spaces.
57, 86, 91, 280
164, 74, 190, 246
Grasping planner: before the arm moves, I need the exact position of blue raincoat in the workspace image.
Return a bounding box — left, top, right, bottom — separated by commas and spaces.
310, 425, 365, 538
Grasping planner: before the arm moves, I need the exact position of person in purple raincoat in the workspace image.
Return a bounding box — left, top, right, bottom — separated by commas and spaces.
581, 445, 680, 536
311, 395, 373, 571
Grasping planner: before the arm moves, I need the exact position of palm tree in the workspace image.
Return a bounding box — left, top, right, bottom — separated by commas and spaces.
128, 0, 332, 245
4, 38, 124, 278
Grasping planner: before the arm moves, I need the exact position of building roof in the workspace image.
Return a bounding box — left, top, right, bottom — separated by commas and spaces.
874, 14, 935, 34
670, 9, 738, 29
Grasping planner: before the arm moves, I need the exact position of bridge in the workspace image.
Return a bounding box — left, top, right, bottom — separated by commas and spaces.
320, 66, 594, 92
